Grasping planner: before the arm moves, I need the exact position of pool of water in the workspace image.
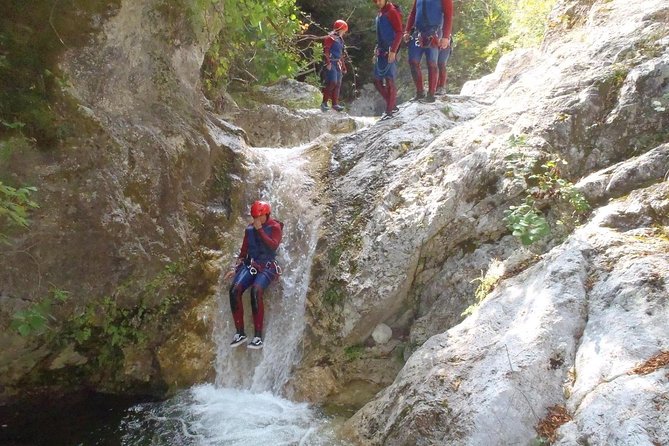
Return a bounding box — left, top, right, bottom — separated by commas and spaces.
0, 385, 350, 446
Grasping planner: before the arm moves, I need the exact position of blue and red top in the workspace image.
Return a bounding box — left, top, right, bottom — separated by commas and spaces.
238, 217, 283, 264
376, 2, 403, 54
323, 32, 345, 65
405, 0, 453, 37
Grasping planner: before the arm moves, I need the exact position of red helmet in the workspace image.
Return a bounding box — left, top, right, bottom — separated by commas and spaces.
333, 20, 348, 32
250, 200, 271, 218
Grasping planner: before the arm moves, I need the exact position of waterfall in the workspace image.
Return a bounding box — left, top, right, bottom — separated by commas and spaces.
214, 142, 324, 393
119, 134, 354, 445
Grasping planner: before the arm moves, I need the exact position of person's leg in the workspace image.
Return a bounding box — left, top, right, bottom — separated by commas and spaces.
229, 267, 255, 338
437, 46, 451, 93
382, 61, 398, 114
374, 78, 388, 102
374, 55, 390, 113
408, 39, 424, 100
332, 68, 343, 110
425, 46, 440, 100
249, 268, 278, 341
321, 65, 338, 109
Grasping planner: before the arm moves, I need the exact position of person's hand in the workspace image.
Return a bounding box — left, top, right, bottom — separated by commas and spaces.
403, 32, 411, 43
224, 269, 235, 281
326, 62, 332, 71
439, 36, 450, 49
388, 51, 396, 63
253, 219, 263, 230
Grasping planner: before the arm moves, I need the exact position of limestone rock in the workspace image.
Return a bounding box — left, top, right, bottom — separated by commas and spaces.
256, 78, 322, 109
312, 0, 669, 443
156, 298, 217, 391
372, 324, 393, 345
285, 365, 338, 403
345, 181, 669, 445
228, 105, 358, 147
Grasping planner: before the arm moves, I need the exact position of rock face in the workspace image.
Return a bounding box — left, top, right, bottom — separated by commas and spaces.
344, 179, 669, 445
228, 104, 358, 147
0, 0, 239, 400
297, 0, 669, 443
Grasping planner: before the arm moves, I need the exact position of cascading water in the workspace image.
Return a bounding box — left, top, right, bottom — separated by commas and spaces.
214, 143, 323, 393
119, 138, 350, 445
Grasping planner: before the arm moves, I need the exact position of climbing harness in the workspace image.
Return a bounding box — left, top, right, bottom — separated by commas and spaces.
374, 47, 397, 77
247, 259, 282, 276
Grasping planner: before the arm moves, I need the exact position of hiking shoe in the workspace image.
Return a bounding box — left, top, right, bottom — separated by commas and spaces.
230, 333, 247, 348
435, 87, 446, 96
332, 104, 345, 112
421, 94, 436, 103
320, 103, 330, 112
411, 92, 425, 101
248, 337, 263, 349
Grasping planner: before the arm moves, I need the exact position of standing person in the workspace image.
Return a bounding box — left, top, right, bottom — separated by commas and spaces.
372, 0, 403, 120
223, 200, 283, 350
403, 0, 453, 102
436, 39, 452, 95
321, 20, 349, 112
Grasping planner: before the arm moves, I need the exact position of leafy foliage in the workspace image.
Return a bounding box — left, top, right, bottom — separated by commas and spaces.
504, 197, 551, 245
11, 288, 69, 337
462, 259, 505, 316
449, 0, 512, 87
202, 0, 312, 95
0, 180, 39, 243
503, 149, 590, 246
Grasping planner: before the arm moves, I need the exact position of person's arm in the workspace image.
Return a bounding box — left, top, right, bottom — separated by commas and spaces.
238, 229, 249, 260
388, 7, 404, 54
224, 228, 249, 280
404, 1, 417, 35
256, 220, 282, 251
442, 0, 453, 41
323, 35, 334, 67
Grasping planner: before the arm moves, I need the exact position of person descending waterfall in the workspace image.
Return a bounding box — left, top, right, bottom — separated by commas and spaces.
224, 200, 283, 349
403, 0, 453, 103
320, 19, 348, 112
372, 0, 403, 120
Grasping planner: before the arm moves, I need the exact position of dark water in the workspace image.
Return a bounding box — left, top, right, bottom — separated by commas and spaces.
0, 391, 152, 446
0, 386, 348, 446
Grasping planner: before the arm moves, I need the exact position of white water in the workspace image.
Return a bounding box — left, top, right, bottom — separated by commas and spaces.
120, 384, 342, 445
121, 140, 351, 445
214, 143, 323, 393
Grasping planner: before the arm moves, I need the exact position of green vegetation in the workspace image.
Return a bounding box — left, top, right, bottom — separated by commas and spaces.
11, 260, 191, 382
504, 197, 551, 245
503, 144, 590, 246
0, 180, 39, 244
344, 344, 364, 361
11, 288, 69, 337
202, 0, 314, 96
462, 259, 504, 316
323, 282, 346, 306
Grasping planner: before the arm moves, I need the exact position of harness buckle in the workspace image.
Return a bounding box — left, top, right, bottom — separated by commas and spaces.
248, 258, 258, 275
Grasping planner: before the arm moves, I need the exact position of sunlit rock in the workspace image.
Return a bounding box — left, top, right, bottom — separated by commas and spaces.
372, 324, 392, 345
